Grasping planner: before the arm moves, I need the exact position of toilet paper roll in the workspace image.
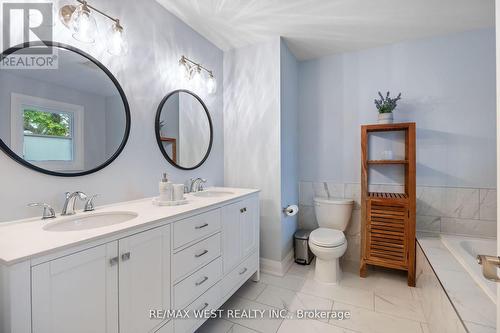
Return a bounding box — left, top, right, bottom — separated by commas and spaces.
283, 205, 299, 217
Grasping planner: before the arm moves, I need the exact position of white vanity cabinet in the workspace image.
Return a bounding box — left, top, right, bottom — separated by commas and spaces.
222, 196, 259, 274
31, 225, 170, 333
118, 225, 171, 333
31, 242, 119, 333
31, 224, 171, 333
0, 190, 259, 333
221, 196, 260, 301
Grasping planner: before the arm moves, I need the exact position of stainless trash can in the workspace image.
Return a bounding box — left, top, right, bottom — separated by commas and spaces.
294, 229, 314, 265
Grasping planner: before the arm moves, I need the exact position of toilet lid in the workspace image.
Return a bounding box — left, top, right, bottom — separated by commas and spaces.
310, 228, 346, 247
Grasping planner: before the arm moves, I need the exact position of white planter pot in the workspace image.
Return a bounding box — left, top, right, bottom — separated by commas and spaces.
378, 113, 394, 124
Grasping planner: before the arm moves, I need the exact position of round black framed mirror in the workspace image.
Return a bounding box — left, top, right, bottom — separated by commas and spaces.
0, 41, 131, 177
155, 89, 213, 170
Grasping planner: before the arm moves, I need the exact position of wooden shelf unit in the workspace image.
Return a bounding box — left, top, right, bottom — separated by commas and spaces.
360, 122, 416, 286
367, 160, 408, 165
160, 137, 177, 163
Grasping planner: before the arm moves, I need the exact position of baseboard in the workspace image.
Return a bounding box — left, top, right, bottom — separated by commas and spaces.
260, 250, 294, 277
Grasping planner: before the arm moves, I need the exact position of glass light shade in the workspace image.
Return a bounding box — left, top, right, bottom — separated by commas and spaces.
178, 58, 190, 80
70, 4, 97, 43
206, 74, 217, 94
190, 66, 202, 90
107, 22, 127, 55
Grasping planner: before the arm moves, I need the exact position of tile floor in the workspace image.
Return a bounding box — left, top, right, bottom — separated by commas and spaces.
196, 260, 428, 333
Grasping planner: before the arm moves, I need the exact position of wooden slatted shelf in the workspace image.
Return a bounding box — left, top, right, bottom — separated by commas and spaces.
360, 122, 416, 287
368, 192, 408, 200
367, 160, 408, 165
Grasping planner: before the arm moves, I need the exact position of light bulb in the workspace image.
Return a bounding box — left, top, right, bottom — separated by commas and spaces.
70, 3, 97, 43
107, 21, 127, 55
207, 73, 217, 94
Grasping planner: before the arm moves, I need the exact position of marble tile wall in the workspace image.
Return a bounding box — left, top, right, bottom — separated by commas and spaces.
298, 182, 497, 262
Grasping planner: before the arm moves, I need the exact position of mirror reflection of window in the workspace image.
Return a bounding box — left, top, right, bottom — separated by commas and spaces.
10, 93, 84, 171
23, 108, 74, 162
0, 44, 130, 176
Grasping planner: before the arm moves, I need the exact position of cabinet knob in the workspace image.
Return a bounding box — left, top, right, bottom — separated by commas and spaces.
121, 252, 131, 261
109, 257, 119, 266
195, 249, 208, 258
197, 302, 209, 312
239, 267, 248, 275
195, 276, 208, 286
195, 223, 209, 230
240, 207, 247, 213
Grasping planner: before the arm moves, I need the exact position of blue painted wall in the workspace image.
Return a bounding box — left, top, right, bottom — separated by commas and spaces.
298, 28, 496, 188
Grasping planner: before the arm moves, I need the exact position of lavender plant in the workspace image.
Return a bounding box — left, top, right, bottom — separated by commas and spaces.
374, 91, 402, 114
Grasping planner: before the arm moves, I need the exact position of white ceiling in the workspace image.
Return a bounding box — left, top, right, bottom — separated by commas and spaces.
156, 0, 495, 60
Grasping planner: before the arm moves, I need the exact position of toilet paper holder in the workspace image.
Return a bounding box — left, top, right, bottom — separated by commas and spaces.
283, 205, 299, 217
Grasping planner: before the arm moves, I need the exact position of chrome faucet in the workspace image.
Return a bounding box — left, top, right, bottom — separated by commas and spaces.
27, 202, 56, 220
62, 191, 88, 216
84, 194, 98, 212
189, 178, 207, 193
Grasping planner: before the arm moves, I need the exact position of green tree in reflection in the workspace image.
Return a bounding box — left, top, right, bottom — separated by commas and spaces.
23, 109, 71, 137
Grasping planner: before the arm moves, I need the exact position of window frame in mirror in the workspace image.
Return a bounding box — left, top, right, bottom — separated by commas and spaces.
155, 89, 213, 170
0, 41, 131, 177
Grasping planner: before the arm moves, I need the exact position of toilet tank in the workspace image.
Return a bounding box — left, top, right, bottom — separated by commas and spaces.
313, 197, 354, 231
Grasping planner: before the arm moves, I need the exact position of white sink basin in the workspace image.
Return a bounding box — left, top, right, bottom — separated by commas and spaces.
43, 211, 138, 232
192, 190, 234, 198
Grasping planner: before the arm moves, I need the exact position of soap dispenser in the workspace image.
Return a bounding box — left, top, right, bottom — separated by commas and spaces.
159, 173, 173, 202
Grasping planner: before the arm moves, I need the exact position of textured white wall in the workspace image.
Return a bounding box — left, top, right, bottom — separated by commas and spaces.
280, 40, 299, 260
0, 0, 224, 222
298, 28, 496, 188
223, 38, 282, 261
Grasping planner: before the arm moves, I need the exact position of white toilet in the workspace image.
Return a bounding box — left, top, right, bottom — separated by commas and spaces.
309, 197, 354, 284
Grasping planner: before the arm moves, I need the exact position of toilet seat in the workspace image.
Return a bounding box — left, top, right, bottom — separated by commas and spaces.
310, 228, 346, 248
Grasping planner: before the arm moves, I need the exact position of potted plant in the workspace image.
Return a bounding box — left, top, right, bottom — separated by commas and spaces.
374, 91, 401, 124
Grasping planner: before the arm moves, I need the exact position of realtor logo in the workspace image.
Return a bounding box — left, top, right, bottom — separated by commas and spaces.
1, 2, 56, 68
3, 2, 53, 53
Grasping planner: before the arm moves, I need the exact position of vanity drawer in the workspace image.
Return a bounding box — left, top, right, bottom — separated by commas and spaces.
173, 209, 221, 248
221, 251, 258, 299
173, 233, 221, 281
174, 282, 221, 333
174, 257, 222, 309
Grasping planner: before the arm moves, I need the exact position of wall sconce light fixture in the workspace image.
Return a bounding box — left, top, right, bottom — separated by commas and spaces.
59, 0, 126, 55
179, 55, 217, 94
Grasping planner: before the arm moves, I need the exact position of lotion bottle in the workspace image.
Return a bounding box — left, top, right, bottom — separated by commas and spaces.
159, 173, 173, 202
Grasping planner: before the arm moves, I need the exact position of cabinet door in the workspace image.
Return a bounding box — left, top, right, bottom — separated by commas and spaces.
119, 225, 171, 333
240, 196, 259, 258
32, 242, 119, 333
222, 201, 242, 274
366, 199, 408, 267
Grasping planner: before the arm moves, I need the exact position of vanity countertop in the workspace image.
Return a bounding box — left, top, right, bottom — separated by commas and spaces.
0, 187, 259, 265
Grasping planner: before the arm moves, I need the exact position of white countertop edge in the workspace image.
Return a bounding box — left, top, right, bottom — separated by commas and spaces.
0, 187, 260, 266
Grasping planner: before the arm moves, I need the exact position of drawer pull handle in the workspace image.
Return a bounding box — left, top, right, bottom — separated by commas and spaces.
240, 207, 247, 213
195, 276, 209, 286
109, 257, 119, 266
195, 249, 208, 258
239, 267, 248, 275
198, 302, 209, 311
195, 223, 209, 230
121, 252, 131, 261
